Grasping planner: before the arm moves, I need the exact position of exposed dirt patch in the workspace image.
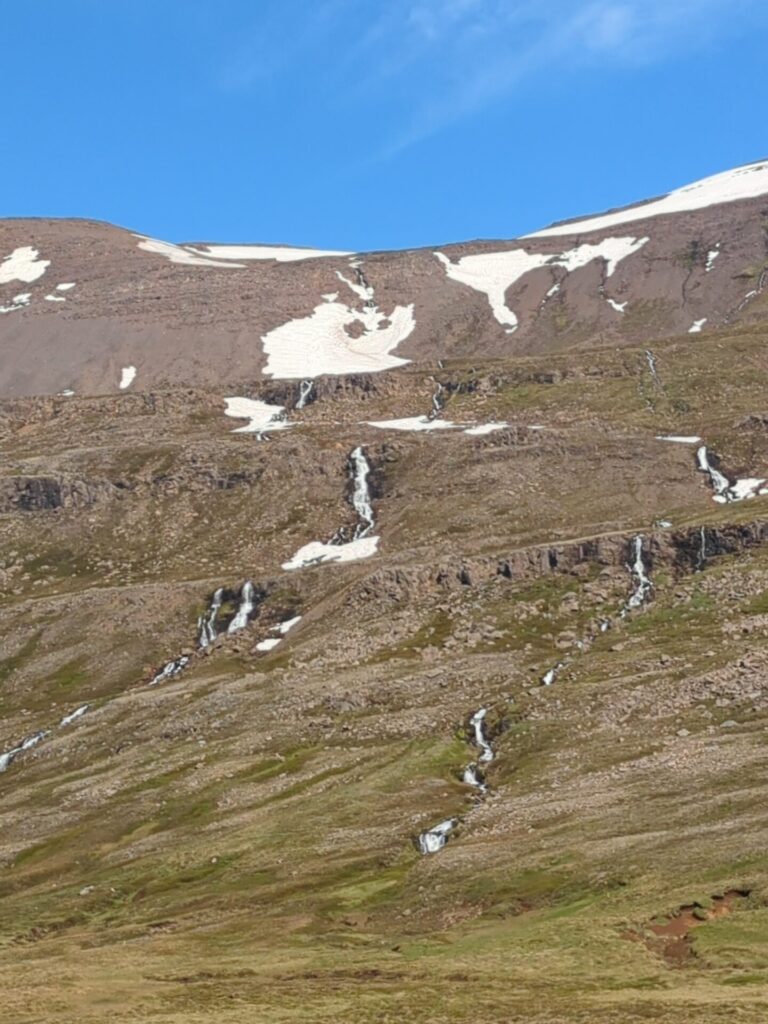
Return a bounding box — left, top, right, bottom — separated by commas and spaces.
623, 889, 751, 966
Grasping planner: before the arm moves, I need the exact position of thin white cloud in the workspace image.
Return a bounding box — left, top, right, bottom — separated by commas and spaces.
218, 0, 768, 154
357, 0, 768, 152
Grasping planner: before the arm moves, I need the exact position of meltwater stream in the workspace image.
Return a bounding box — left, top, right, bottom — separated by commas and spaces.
283, 446, 380, 569
418, 706, 495, 855
350, 446, 375, 539
1, 702, 92, 775
296, 380, 314, 410
623, 536, 653, 614
198, 587, 224, 648
696, 445, 767, 503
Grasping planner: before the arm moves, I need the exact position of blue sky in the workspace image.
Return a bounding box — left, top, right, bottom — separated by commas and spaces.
3, 1, 767, 250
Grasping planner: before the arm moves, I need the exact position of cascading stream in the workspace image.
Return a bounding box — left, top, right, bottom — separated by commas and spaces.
350, 446, 375, 539
0, 701, 92, 776
149, 655, 190, 686
696, 445, 768, 503
418, 705, 496, 855
645, 349, 661, 387
428, 380, 445, 421
228, 581, 256, 634
623, 536, 653, 613
296, 380, 314, 410
198, 587, 224, 648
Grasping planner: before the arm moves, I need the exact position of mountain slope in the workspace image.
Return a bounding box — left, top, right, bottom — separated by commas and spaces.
3, 163, 768, 1023
0, 160, 766, 396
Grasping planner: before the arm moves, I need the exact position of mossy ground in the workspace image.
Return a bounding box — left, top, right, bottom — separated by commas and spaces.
3, 329, 768, 1020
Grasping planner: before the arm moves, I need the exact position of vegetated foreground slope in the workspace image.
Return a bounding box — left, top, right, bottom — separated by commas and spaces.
2, 165, 768, 1022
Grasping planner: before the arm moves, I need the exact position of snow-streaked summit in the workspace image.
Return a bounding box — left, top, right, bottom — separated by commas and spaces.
526, 160, 768, 239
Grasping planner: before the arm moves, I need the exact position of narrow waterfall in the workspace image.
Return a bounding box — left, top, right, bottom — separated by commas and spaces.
282, 446, 380, 570
296, 380, 314, 410
428, 380, 445, 421
697, 526, 708, 571
228, 581, 256, 634
418, 818, 458, 855
350, 446, 375, 539
645, 349, 661, 386
541, 662, 565, 686
470, 708, 494, 763
0, 730, 49, 773
198, 587, 224, 648
622, 536, 652, 614
696, 446, 731, 501
59, 705, 89, 727
149, 655, 190, 686
418, 706, 497, 855
696, 445, 767, 503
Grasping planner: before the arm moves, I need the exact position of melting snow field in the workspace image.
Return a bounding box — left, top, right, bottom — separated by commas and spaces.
464, 422, 509, 436
262, 294, 415, 379
256, 637, 282, 652
136, 236, 246, 268
119, 366, 137, 390
224, 396, 291, 435
187, 244, 352, 262
0, 246, 50, 284
366, 417, 509, 436
0, 293, 31, 314
367, 416, 458, 432
656, 435, 702, 444
525, 160, 768, 238
282, 535, 380, 571
435, 237, 647, 332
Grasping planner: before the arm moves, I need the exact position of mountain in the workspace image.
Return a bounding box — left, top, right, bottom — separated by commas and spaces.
0, 160, 767, 395
3, 162, 768, 1024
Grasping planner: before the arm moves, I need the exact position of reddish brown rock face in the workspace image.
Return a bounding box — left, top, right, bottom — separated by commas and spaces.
1, 161, 766, 396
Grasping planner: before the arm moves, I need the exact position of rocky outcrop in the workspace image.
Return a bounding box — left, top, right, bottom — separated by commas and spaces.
0, 476, 116, 511
348, 521, 768, 608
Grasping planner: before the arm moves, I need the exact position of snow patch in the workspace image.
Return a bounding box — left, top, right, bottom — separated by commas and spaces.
256, 637, 282, 652
186, 244, 351, 262
0, 292, 31, 314
464, 422, 509, 436
607, 298, 627, 313
262, 298, 414, 379
277, 616, 302, 635
655, 435, 702, 444
526, 161, 768, 238
119, 366, 136, 390
0, 246, 50, 284
282, 535, 379, 571
224, 396, 291, 435
435, 237, 647, 332
56, 282, 76, 291
136, 236, 246, 268
689, 319, 707, 333
367, 416, 458, 432
45, 294, 66, 302
706, 247, 720, 272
